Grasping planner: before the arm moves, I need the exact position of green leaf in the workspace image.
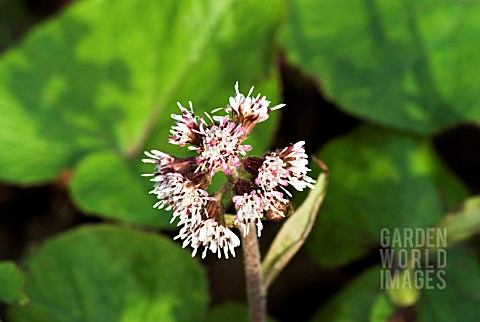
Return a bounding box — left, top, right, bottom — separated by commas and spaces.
369, 293, 395, 322
436, 195, 480, 247
311, 247, 480, 322
0, 261, 27, 305
8, 224, 208, 322
70, 152, 170, 227
0, 0, 285, 228
262, 158, 328, 290
0, 0, 283, 184
204, 302, 277, 322
311, 267, 381, 322
416, 246, 480, 322
307, 125, 468, 267
283, 0, 480, 134
386, 269, 420, 307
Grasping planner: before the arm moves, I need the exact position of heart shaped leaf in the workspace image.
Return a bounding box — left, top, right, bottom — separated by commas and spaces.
8, 225, 208, 322
283, 0, 480, 134
307, 125, 468, 267
0, 261, 27, 305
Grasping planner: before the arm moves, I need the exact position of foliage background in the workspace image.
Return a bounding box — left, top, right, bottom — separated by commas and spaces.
1, 0, 479, 321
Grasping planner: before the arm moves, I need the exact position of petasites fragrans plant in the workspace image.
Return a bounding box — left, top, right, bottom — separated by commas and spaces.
143, 82, 316, 259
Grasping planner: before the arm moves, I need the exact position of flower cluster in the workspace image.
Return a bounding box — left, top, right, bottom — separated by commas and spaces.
143, 82, 315, 259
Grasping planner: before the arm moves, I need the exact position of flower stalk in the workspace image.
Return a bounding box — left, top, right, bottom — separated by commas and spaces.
242, 222, 266, 322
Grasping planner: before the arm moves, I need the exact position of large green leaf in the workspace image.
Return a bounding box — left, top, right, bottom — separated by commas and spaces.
8, 224, 208, 322
0, 0, 283, 184
311, 246, 480, 322
204, 302, 277, 322
417, 246, 480, 322
283, 0, 480, 134
0, 261, 27, 305
311, 267, 381, 322
307, 125, 468, 267
70, 152, 170, 227
0, 0, 284, 227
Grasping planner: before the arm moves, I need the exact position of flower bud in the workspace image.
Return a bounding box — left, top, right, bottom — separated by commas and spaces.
205, 199, 224, 224
233, 178, 256, 195
265, 200, 294, 221
242, 156, 264, 177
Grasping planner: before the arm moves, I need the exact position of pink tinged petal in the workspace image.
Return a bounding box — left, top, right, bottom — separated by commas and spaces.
226, 121, 236, 132
222, 163, 232, 175
234, 125, 246, 137
257, 115, 269, 123
232, 156, 241, 167
220, 115, 229, 126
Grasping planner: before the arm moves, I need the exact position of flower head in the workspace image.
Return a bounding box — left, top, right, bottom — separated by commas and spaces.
232, 190, 265, 237
175, 219, 240, 259
143, 82, 316, 259
193, 115, 252, 175
214, 82, 284, 138
147, 173, 213, 228
169, 102, 202, 147
255, 141, 316, 195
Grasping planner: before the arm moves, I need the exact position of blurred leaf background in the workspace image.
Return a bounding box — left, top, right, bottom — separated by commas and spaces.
1, 0, 479, 321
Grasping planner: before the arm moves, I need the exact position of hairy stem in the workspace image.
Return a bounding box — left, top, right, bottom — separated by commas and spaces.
241, 223, 266, 322
214, 181, 233, 201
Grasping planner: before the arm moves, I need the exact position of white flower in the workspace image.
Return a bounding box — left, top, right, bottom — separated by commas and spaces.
193, 115, 252, 175
142, 82, 316, 260
255, 154, 290, 192
262, 190, 289, 214
169, 102, 202, 147
232, 190, 265, 237
213, 82, 284, 136
255, 141, 315, 195
142, 150, 176, 172
175, 219, 240, 259
149, 172, 214, 227
143, 151, 214, 228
